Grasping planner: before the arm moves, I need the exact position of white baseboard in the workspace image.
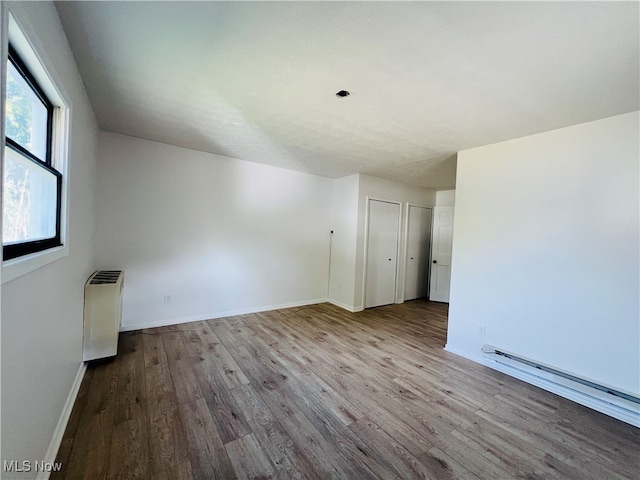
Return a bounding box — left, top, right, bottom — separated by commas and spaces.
37, 362, 87, 480
444, 344, 640, 428
120, 298, 328, 332
444, 343, 481, 362
327, 299, 363, 313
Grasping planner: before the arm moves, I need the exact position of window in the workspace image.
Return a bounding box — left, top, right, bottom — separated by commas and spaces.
3, 45, 62, 260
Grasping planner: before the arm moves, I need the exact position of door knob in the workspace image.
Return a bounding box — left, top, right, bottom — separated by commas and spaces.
433, 260, 437, 264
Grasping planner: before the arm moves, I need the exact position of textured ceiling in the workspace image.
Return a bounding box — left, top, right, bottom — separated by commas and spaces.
55, 1, 639, 189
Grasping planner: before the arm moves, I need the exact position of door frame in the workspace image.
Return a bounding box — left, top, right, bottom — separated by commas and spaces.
362, 196, 403, 309
401, 203, 434, 302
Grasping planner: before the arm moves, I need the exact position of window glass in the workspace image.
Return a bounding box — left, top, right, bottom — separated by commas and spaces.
5, 59, 48, 160
3, 147, 57, 244
3, 47, 60, 261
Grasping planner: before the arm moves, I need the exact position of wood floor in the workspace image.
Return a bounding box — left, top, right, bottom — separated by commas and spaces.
53, 300, 639, 479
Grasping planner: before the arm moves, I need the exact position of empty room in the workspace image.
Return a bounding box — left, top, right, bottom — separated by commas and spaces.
1, 1, 638, 479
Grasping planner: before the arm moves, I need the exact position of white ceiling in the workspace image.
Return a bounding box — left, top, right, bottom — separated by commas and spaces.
55, 1, 639, 189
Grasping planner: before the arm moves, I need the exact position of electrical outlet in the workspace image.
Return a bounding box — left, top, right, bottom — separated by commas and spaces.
477, 325, 486, 337
163, 294, 172, 304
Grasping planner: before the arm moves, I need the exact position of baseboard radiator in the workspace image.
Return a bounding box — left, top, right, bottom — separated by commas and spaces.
481, 344, 640, 426
83, 270, 124, 361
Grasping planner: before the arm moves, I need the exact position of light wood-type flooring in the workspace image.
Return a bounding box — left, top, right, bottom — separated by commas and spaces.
52, 300, 639, 479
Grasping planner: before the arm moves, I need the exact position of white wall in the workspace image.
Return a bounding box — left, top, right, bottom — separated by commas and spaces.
328, 174, 359, 310
436, 189, 455, 206
97, 132, 333, 330
447, 111, 639, 395
1, 2, 99, 475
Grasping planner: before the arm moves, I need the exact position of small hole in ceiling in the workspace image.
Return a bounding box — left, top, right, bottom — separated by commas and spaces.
336, 90, 350, 98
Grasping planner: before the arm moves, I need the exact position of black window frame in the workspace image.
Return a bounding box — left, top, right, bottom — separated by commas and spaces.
3, 45, 62, 261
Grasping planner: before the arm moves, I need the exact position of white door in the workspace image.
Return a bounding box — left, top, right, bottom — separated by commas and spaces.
429, 206, 454, 302
365, 200, 400, 308
404, 206, 432, 301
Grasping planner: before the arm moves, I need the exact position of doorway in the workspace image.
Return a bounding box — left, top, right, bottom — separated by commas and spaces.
404, 205, 433, 301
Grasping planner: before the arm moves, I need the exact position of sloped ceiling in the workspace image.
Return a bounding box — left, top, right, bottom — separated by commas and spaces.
55, 1, 639, 189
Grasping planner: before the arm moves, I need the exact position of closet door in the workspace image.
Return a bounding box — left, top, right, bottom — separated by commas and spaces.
365, 200, 401, 308
404, 205, 432, 301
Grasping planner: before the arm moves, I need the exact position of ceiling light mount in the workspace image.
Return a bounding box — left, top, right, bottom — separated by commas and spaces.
336, 90, 350, 98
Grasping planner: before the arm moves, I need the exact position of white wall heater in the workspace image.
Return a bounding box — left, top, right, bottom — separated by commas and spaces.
83, 270, 124, 361
481, 344, 640, 427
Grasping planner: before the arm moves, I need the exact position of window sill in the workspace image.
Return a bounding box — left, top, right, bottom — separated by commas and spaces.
2, 244, 68, 284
